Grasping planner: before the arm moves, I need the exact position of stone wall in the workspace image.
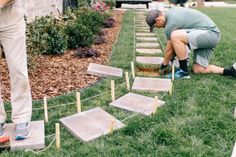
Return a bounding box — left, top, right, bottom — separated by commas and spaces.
23, 0, 63, 22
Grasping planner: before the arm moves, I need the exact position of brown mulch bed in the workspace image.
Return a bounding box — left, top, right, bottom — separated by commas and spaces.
0, 10, 125, 101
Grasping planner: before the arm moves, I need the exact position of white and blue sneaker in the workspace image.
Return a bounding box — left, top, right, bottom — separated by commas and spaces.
165, 68, 190, 79
0, 123, 6, 137
15, 122, 30, 140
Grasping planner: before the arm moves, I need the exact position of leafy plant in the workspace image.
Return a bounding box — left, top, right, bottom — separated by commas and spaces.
78, 10, 105, 35
65, 21, 94, 49
27, 16, 67, 55
103, 17, 115, 28
75, 47, 100, 58
94, 31, 106, 45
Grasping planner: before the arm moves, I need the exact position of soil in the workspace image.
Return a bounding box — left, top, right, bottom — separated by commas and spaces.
0, 10, 125, 101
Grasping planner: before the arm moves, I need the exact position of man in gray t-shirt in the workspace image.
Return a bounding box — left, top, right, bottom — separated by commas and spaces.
146, 7, 236, 78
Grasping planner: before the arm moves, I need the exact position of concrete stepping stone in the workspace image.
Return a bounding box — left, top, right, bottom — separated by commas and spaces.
110, 93, 165, 115
136, 43, 160, 48
136, 26, 149, 29
60, 107, 125, 142
87, 63, 123, 77
136, 48, 162, 55
137, 37, 158, 42
121, 4, 147, 9
136, 33, 156, 37
136, 56, 164, 65
132, 77, 172, 92
136, 29, 150, 33
4, 121, 45, 151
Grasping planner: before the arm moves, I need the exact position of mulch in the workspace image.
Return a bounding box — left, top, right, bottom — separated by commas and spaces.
0, 10, 125, 101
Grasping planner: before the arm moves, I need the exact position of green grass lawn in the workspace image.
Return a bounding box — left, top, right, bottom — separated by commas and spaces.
2, 8, 236, 157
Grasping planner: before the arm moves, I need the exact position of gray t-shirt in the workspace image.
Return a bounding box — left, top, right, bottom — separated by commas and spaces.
165, 7, 220, 40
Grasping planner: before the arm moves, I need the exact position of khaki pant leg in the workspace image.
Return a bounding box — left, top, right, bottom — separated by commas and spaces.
0, 17, 32, 124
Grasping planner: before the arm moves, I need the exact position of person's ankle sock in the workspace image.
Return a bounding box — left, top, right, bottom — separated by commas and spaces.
179, 59, 188, 72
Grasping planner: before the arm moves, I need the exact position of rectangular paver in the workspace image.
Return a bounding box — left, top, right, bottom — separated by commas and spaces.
132, 77, 172, 92
137, 37, 158, 42
4, 121, 45, 151
136, 43, 160, 48
136, 29, 150, 33
136, 56, 164, 65
110, 93, 165, 115
60, 107, 125, 142
136, 33, 156, 37
87, 63, 123, 77
136, 48, 162, 55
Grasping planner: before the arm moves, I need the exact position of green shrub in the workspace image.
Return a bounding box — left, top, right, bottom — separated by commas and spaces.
27, 16, 67, 55
78, 10, 105, 35
103, 0, 115, 9
65, 21, 94, 49
77, 0, 91, 8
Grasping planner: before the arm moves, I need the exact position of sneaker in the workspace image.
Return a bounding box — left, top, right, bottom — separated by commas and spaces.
15, 122, 30, 140
165, 68, 190, 79
0, 123, 6, 137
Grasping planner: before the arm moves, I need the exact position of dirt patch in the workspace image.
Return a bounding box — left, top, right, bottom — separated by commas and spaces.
136, 67, 160, 77
0, 10, 125, 101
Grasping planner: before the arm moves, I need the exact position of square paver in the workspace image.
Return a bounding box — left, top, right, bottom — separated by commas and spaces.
132, 77, 172, 92
136, 43, 160, 48
60, 107, 125, 142
137, 37, 158, 42
136, 49, 162, 55
136, 33, 156, 37
87, 63, 123, 77
136, 56, 164, 65
110, 93, 165, 115
136, 29, 150, 33
4, 121, 45, 151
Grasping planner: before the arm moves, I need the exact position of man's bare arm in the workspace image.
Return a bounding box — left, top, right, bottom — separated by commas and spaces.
162, 40, 175, 65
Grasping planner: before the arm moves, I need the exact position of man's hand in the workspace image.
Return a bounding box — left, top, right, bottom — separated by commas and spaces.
0, 0, 14, 8
159, 63, 171, 75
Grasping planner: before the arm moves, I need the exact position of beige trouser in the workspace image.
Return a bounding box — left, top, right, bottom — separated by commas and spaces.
0, 0, 32, 124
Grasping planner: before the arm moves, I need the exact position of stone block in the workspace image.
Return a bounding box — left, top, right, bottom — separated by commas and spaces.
87, 63, 123, 78
136, 37, 158, 42
132, 77, 172, 92
110, 93, 165, 115
136, 56, 164, 65
4, 121, 45, 151
136, 48, 162, 55
60, 107, 125, 142
136, 33, 156, 37
136, 43, 160, 48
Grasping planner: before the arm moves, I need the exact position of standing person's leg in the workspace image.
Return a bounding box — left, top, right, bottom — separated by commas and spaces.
0, 18, 32, 125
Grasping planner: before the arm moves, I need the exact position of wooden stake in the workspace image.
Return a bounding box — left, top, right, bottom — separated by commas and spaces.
76, 92, 81, 113
171, 65, 175, 82
169, 83, 173, 95
125, 72, 130, 91
111, 80, 115, 101
55, 123, 61, 150
131, 62, 135, 79
234, 106, 236, 119
231, 141, 236, 157
153, 96, 159, 114
109, 118, 115, 133
43, 96, 48, 123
